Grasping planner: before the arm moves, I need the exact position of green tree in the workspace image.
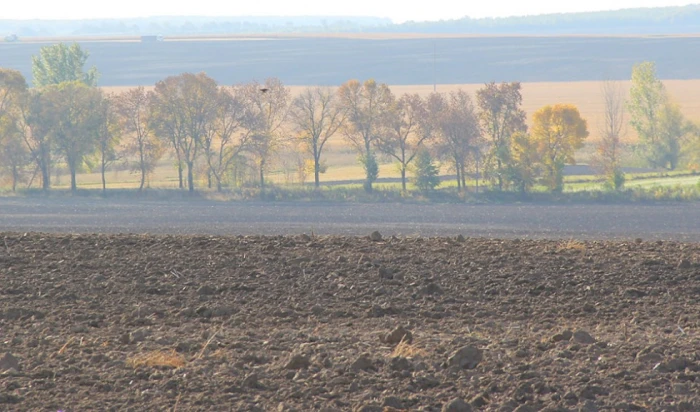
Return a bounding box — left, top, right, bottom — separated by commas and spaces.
531, 104, 589, 192
412, 148, 440, 192
32, 42, 99, 87
361, 153, 379, 192
627, 61, 670, 169
655, 103, 693, 170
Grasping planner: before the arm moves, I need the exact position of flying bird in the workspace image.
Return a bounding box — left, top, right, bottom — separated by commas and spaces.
260, 88, 270, 93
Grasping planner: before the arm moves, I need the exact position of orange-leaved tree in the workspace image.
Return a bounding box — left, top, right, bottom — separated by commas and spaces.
531, 104, 588, 192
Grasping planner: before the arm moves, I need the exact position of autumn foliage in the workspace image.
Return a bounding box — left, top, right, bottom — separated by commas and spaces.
26, 43, 700, 196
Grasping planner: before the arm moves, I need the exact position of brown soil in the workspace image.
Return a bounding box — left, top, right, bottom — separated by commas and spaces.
1, 232, 699, 411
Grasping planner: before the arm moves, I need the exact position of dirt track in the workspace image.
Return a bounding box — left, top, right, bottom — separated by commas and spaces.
1, 197, 700, 240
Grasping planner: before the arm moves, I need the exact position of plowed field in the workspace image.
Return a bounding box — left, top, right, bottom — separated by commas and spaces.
1, 232, 699, 411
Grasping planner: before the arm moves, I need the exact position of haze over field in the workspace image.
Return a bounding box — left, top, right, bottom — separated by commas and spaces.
5, 0, 699, 22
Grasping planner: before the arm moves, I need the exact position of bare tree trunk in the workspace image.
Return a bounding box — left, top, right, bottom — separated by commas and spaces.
475, 157, 480, 193
455, 162, 462, 191
187, 161, 195, 193
139, 148, 146, 191
101, 154, 107, 194
69, 164, 77, 194
314, 156, 321, 188
400, 167, 407, 192
11, 165, 18, 192
497, 158, 503, 191
139, 163, 146, 191
41, 153, 51, 191
259, 159, 266, 193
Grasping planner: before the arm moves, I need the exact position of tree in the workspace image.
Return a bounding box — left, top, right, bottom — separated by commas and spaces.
338, 79, 393, 193
627, 61, 668, 169
507, 131, 541, 193
150, 72, 219, 193
0, 122, 29, 191
412, 148, 440, 192
289, 86, 345, 188
113, 87, 163, 191
592, 80, 626, 190
429, 90, 481, 191
476, 82, 527, 190
655, 102, 693, 171
19, 90, 54, 190
0, 69, 27, 117
202, 86, 254, 191
376, 93, 431, 192
94, 95, 120, 194
41, 81, 104, 193
0, 69, 29, 190
239, 78, 290, 193
32, 42, 99, 87
531, 104, 589, 192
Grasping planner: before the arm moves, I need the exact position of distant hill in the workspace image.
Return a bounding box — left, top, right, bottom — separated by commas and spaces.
395, 5, 700, 34
0, 16, 392, 37
3, 5, 700, 37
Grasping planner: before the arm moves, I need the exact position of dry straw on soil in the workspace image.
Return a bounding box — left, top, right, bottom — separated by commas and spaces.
390, 338, 428, 358
126, 350, 186, 369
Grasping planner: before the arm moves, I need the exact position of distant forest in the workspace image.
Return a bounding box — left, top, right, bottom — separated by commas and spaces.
4, 5, 700, 37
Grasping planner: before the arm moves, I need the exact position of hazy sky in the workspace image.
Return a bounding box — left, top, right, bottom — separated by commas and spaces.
6, 1, 699, 22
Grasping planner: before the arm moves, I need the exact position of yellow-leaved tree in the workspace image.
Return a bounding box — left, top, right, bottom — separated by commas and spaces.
531, 104, 589, 192
508, 131, 541, 193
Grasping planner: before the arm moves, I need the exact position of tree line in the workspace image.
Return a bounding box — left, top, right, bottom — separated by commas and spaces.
0, 43, 694, 196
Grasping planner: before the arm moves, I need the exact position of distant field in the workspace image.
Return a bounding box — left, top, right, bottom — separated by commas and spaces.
4, 35, 700, 86
104, 78, 700, 143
